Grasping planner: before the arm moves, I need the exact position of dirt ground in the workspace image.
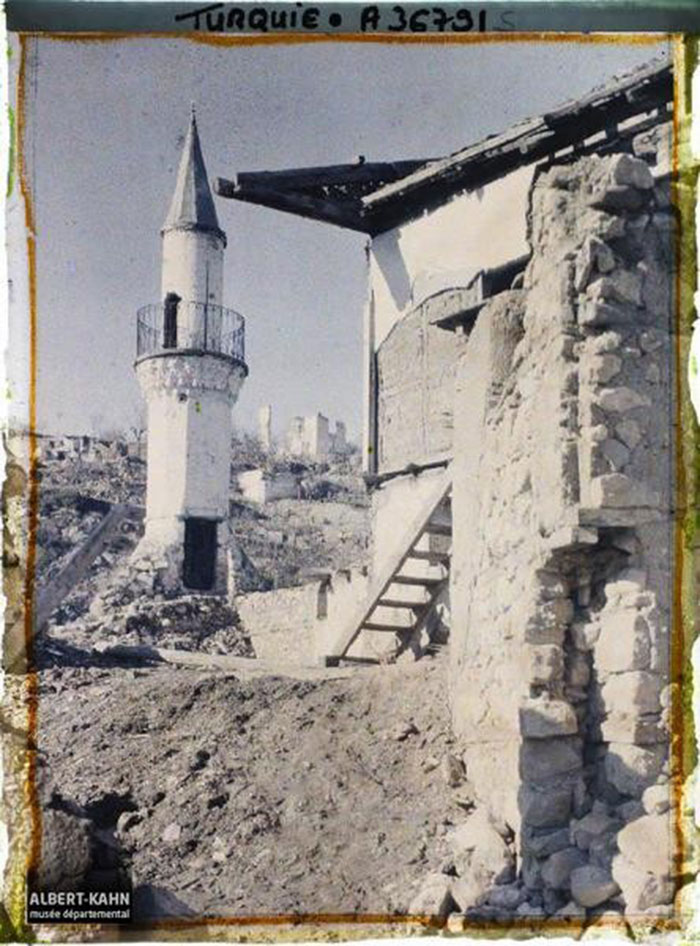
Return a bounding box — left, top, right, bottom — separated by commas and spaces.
25, 443, 452, 924
35, 652, 457, 919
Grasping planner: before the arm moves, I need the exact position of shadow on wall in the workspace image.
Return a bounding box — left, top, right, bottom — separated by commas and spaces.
373, 229, 413, 315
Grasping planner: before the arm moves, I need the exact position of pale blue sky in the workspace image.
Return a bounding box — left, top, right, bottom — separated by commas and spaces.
24, 36, 669, 440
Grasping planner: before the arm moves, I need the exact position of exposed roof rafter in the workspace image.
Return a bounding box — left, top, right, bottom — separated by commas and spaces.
214, 58, 673, 237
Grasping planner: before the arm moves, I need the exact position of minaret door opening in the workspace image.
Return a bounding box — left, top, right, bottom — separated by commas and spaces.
183, 517, 218, 590
163, 292, 181, 349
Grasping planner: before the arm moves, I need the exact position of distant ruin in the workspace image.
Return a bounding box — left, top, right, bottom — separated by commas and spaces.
285, 412, 349, 461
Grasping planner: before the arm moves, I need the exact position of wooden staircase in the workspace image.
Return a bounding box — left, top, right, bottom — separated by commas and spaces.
324, 474, 452, 666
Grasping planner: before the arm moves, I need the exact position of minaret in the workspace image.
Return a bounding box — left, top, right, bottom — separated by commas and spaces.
133, 109, 247, 593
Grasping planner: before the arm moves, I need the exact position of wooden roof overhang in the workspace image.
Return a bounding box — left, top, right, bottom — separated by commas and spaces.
214, 59, 673, 237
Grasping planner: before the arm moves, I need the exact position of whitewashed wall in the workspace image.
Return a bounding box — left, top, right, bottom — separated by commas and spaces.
161, 228, 224, 307
368, 163, 535, 349
364, 163, 536, 581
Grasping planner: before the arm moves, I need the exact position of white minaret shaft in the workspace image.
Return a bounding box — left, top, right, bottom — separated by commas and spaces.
134, 110, 247, 594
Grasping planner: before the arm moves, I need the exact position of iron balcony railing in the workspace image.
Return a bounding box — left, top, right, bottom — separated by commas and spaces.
136, 301, 246, 364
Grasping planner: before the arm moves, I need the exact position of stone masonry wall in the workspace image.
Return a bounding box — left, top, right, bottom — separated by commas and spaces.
449, 149, 675, 917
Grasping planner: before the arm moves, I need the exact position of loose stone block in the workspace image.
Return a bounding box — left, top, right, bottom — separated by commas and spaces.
642, 783, 670, 815
617, 812, 671, 867
599, 438, 629, 471
575, 239, 597, 293
588, 832, 619, 872
598, 354, 624, 384
587, 271, 643, 308
589, 331, 623, 353
598, 387, 651, 413
645, 362, 661, 384
521, 737, 582, 782
581, 209, 627, 241
447, 808, 515, 885
604, 743, 665, 797
596, 611, 651, 673
532, 569, 570, 600
521, 855, 544, 892
601, 713, 665, 746
572, 621, 601, 652
617, 799, 645, 822
589, 184, 648, 212
603, 569, 647, 602
612, 813, 674, 912
486, 884, 526, 910
570, 809, 618, 851
520, 698, 578, 739
567, 652, 591, 688
556, 900, 586, 917
570, 865, 620, 908
615, 419, 643, 450
523, 598, 574, 645
445, 913, 468, 933
578, 300, 632, 329
639, 329, 664, 353
526, 827, 572, 858
520, 786, 572, 828
610, 153, 654, 190
600, 671, 660, 716
612, 865, 675, 913
528, 644, 564, 684
449, 876, 484, 913
541, 847, 587, 890
586, 423, 609, 443
589, 474, 657, 509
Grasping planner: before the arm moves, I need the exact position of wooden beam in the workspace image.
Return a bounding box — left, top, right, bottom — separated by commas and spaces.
363, 65, 672, 233
214, 62, 671, 237
214, 178, 369, 232
233, 159, 427, 190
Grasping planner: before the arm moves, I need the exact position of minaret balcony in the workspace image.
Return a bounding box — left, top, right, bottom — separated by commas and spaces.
136, 301, 246, 369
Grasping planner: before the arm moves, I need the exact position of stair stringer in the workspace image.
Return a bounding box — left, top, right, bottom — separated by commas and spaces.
323, 472, 452, 665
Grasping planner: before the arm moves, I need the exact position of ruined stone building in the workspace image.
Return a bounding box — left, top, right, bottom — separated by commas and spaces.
257, 404, 273, 451
133, 109, 248, 594
285, 412, 348, 460
216, 59, 677, 915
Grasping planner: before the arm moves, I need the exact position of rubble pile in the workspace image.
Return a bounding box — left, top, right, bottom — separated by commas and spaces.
39, 453, 147, 506
36, 493, 105, 590
37, 491, 143, 625
45, 583, 255, 659
230, 497, 369, 589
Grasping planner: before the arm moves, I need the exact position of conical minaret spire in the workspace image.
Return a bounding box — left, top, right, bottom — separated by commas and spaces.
163, 108, 224, 242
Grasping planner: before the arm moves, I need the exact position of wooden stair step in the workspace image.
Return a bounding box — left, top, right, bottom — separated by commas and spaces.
339, 655, 381, 665
362, 622, 411, 633
407, 549, 450, 563
377, 598, 420, 609
324, 474, 452, 662
392, 575, 443, 587
425, 523, 452, 536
